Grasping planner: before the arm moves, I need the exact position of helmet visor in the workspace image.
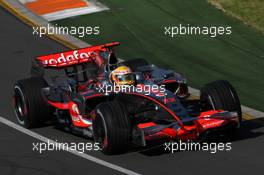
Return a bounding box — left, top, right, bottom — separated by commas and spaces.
116, 74, 134, 82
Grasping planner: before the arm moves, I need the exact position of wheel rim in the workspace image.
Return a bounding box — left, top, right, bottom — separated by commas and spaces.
94, 110, 108, 149
14, 86, 27, 125
207, 95, 216, 110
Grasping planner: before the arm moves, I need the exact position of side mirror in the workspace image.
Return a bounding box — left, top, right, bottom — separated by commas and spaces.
134, 72, 145, 84
108, 52, 118, 71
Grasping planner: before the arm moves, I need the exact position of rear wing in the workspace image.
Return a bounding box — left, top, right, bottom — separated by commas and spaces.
36, 42, 120, 68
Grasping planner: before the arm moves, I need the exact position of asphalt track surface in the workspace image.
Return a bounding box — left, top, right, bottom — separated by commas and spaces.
1, 6, 264, 175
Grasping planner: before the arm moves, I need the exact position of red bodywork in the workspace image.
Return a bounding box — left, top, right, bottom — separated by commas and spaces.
138, 110, 238, 141
37, 42, 119, 68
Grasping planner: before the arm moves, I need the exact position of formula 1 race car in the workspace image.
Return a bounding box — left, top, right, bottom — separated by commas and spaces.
13, 42, 242, 154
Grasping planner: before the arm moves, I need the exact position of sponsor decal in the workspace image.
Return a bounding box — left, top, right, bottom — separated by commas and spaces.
37, 48, 97, 67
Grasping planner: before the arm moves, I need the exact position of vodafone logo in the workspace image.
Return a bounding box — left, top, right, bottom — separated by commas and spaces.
37, 43, 120, 68
38, 49, 96, 67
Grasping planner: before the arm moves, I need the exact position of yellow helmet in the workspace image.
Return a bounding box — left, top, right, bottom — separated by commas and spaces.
111, 66, 135, 85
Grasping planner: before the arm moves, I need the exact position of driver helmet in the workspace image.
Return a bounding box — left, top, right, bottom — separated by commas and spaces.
111, 66, 135, 85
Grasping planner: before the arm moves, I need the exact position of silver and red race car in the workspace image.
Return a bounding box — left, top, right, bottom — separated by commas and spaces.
13, 42, 241, 154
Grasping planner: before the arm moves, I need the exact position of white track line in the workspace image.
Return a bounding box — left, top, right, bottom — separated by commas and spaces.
0, 116, 142, 175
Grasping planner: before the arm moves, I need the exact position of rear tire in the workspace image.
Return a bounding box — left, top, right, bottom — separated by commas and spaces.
200, 80, 242, 126
13, 77, 52, 128
93, 101, 131, 154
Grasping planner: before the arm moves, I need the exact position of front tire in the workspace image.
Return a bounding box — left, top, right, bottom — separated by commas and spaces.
93, 101, 131, 154
13, 77, 52, 128
200, 80, 242, 126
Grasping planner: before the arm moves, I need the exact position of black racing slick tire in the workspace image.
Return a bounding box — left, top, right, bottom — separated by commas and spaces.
13, 77, 52, 128
93, 101, 131, 154
200, 80, 242, 125
120, 58, 149, 72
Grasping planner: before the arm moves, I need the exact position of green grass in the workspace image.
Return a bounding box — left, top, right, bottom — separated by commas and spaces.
208, 0, 264, 33
54, 0, 264, 111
